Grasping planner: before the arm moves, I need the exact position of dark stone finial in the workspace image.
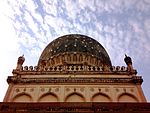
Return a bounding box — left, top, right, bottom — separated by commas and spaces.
124, 54, 132, 65
124, 54, 136, 74
16, 55, 25, 70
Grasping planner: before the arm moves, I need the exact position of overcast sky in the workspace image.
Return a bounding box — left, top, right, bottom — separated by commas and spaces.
0, 0, 150, 102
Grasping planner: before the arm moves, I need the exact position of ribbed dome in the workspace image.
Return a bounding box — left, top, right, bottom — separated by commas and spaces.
38, 34, 112, 67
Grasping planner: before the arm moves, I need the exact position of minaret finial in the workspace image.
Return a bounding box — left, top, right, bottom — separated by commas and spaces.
124, 54, 132, 65
16, 55, 25, 70
124, 54, 136, 74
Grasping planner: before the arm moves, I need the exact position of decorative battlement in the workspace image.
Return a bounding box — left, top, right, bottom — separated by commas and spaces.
12, 65, 137, 75
22, 65, 127, 72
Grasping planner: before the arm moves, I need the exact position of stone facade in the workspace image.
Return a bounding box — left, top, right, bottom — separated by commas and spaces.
2, 34, 149, 112
4, 67, 146, 102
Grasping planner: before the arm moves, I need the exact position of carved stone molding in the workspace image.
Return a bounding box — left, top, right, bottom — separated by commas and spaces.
0, 102, 150, 113
7, 76, 143, 84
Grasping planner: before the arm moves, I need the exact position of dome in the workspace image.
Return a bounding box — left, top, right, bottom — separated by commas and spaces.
38, 34, 112, 67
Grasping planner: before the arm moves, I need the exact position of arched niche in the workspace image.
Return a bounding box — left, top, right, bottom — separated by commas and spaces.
38, 93, 58, 102
73, 54, 77, 61
13, 93, 32, 102
92, 93, 111, 102
56, 56, 60, 64
65, 93, 85, 102
67, 54, 71, 62
118, 93, 138, 102
79, 55, 83, 62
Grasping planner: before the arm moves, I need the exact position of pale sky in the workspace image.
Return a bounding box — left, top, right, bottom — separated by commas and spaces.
0, 0, 150, 101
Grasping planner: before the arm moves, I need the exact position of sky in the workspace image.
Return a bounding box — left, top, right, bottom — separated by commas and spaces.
0, 0, 150, 102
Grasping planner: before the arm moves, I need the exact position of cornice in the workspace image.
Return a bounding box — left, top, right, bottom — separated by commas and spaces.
7, 76, 143, 85
0, 102, 150, 113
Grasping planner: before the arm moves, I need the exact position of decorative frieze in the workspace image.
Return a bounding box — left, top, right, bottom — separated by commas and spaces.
7, 76, 143, 84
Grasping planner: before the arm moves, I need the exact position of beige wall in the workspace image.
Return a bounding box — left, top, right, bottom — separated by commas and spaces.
4, 84, 146, 102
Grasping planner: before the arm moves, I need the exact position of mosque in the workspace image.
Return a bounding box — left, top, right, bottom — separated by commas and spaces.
1, 34, 150, 112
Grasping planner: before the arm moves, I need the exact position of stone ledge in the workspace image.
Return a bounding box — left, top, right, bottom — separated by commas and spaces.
7, 76, 143, 84
0, 102, 150, 113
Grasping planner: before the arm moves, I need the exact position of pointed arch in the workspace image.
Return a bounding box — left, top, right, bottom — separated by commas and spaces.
38, 92, 58, 102
91, 93, 111, 102
65, 92, 85, 102
12, 93, 32, 102
118, 93, 138, 102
